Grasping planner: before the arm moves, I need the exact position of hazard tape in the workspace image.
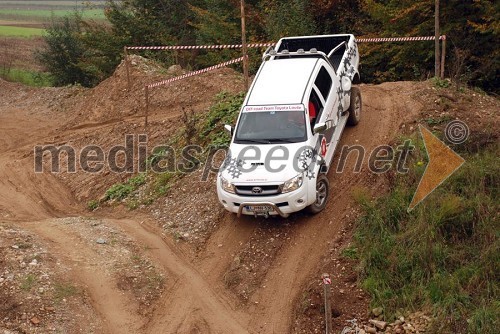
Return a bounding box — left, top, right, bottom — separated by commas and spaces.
128, 43, 274, 51
357, 35, 446, 43
146, 56, 245, 89
127, 36, 446, 51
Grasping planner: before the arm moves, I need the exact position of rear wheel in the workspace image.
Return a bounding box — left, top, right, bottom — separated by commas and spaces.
347, 86, 362, 126
307, 174, 329, 214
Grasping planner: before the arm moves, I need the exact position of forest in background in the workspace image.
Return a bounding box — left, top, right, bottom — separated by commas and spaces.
37, 0, 499, 92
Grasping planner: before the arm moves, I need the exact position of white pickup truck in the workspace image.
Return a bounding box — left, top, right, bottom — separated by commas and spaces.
217, 34, 361, 218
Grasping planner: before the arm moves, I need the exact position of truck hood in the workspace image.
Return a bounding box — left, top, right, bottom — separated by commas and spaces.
219, 143, 316, 184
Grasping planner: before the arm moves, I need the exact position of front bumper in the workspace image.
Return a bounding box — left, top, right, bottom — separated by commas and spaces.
217, 184, 309, 218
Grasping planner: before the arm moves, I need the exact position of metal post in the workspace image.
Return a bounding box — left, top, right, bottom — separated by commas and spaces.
322, 273, 333, 334
240, 0, 249, 90
440, 36, 446, 79
435, 0, 440, 77
124, 46, 131, 91
144, 85, 149, 130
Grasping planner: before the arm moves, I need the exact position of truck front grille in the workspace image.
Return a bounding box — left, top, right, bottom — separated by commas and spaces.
235, 185, 282, 196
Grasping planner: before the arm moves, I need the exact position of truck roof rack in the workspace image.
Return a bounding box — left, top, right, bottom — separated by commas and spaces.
262, 47, 335, 69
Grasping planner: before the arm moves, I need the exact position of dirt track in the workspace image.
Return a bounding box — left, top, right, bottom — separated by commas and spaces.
0, 70, 429, 333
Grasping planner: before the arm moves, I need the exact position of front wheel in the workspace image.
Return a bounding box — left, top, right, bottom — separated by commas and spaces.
307, 174, 329, 214
347, 86, 362, 126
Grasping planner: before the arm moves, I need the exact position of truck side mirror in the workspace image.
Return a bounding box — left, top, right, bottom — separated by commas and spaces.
313, 123, 327, 134
224, 124, 233, 135
342, 76, 352, 92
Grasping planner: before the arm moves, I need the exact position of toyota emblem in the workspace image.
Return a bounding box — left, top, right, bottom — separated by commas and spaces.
252, 187, 263, 194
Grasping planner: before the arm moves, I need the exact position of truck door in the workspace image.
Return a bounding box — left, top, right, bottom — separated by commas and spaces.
311, 65, 336, 126
307, 64, 336, 157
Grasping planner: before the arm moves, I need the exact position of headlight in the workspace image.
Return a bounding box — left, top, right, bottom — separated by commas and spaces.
282, 174, 303, 193
220, 176, 235, 193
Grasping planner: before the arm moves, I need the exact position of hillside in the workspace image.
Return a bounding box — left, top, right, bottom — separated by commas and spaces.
0, 57, 498, 333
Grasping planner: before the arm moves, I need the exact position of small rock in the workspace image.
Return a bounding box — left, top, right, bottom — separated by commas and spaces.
30, 316, 40, 325
369, 319, 388, 330
167, 64, 182, 74
11, 245, 19, 249
96, 238, 107, 244
372, 307, 384, 317
365, 326, 377, 333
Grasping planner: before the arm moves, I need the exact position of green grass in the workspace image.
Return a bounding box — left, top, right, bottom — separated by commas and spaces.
53, 282, 78, 302
350, 136, 499, 333
0, 68, 53, 87
104, 173, 147, 201
0, 25, 44, 37
20, 274, 37, 291
0, 8, 105, 20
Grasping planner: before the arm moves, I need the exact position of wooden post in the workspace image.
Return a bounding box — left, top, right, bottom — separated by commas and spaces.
434, 0, 440, 78
440, 36, 446, 79
124, 46, 131, 91
144, 85, 149, 130
240, 0, 249, 90
322, 273, 333, 334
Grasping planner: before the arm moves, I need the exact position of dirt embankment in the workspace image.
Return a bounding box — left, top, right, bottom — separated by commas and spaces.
1, 56, 498, 334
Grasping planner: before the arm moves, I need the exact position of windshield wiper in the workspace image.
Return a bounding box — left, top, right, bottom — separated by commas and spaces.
266, 138, 294, 143
235, 139, 271, 144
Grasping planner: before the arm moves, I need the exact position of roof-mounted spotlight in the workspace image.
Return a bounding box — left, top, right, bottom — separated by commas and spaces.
297, 48, 305, 54
282, 49, 289, 54
310, 48, 318, 53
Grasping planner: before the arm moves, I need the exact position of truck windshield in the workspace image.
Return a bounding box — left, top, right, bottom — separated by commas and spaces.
234, 110, 307, 144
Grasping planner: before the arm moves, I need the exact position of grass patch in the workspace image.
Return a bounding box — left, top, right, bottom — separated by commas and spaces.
87, 199, 99, 211
0, 25, 44, 37
104, 173, 146, 201
0, 9, 105, 21
53, 282, 78, 301
0, 68, 53, 86
20, 274, 37, 291
352, 136, 499, 332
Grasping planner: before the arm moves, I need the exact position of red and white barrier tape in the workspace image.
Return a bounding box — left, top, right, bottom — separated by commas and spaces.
357, 35, 446, 42
128, 36, 446, 51
128, 43, 274, 51
147, 56, 245, 89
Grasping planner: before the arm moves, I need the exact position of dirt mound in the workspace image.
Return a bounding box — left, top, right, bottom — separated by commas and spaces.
67, 55, 245, 126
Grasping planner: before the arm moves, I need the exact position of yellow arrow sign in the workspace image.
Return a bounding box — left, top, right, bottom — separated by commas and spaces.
408, 125, 465, 211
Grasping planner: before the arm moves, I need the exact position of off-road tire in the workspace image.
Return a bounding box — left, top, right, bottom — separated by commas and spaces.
307, 174, 329, 214
347, 86, 362, 126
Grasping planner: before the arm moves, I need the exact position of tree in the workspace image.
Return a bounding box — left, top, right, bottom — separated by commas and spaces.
36, 13, 96, 87
261, 0, 316, 40
361, 0, 499, 91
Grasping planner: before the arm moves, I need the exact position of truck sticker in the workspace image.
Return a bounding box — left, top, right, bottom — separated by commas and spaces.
321, 136, 327, 157
243, 104, 305, 113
